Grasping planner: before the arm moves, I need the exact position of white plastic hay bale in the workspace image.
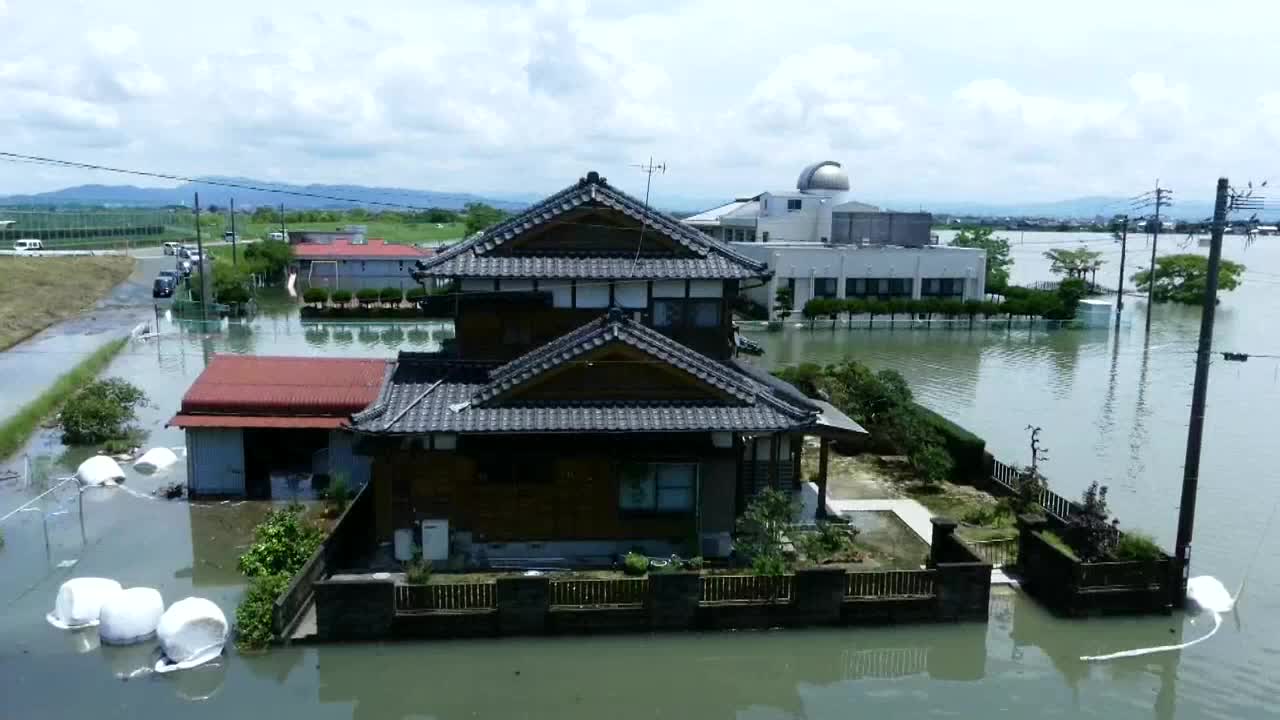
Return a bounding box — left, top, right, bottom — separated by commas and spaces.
46, 577, 123, 629
1188, 575, 1235, 614
76, 455, 125, 486
154, 598, 228, 673
99, 587, 165, 645
134, 448, 179, 474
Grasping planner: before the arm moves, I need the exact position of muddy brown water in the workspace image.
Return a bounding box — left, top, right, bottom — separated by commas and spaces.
2, 232, 1279, 718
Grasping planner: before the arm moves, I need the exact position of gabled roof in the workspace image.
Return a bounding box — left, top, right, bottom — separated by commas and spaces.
171, 355, 387, 428
474, 308, 768, 407
412, 172, 769, 280
351, 311, 819, 436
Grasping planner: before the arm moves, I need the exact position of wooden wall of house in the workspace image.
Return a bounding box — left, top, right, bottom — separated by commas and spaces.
370, 434, 737, 543
455, 302, 600, 361
503, 346, 733, 404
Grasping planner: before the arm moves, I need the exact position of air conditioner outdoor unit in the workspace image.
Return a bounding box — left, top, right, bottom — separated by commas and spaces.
421, 519, 450, 562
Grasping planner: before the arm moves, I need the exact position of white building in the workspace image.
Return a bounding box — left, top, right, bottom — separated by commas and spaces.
683, 161, 986, 313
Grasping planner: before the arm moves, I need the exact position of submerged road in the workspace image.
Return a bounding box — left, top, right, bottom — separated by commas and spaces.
0, 255, 170, 420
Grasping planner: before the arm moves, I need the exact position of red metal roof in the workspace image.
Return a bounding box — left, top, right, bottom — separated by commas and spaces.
170, 415, 349, 429
171, 355, 387, 428
292, 238, 430, 260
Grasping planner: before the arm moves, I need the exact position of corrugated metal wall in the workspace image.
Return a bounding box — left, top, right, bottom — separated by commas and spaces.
186, 428, 246, 497
328, 430, 371, 489
832, 212, 933, 247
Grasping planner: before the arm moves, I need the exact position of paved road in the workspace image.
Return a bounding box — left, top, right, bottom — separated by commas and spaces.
130, 238, 256, 259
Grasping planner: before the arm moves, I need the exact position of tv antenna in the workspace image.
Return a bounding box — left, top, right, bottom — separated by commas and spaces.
631, 157, 667, 266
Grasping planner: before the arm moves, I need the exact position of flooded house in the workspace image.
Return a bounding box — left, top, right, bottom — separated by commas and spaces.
170, 355, 385, 498
346, 171, 867, 565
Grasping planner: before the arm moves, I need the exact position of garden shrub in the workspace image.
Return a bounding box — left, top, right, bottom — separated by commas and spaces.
914, 404, 986, 481
323, 473, 351, 517
735, 489, 794, 572
623, 551, 649, 576
59, 378, 147, 446
1114, 531, 1163, 562
909, 443, 954, 486
794, 520, 861, 564
355, 288, 380, 307
237, 504, 324, 578
405, 552, 433, 584
235, 573, 289, 650
331, 289, 353, 305
302, 287, 329, 306
1065, 482, 1117, 562
380, 286, 403, 305
405, 286, 428, 303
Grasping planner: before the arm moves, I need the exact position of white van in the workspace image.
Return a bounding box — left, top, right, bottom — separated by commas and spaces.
12, 239, 43, 253
268, 231, 286, 242
163, 242, 181, 255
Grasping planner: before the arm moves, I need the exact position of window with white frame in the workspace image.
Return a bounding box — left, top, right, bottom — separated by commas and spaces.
618, 462, 696, 512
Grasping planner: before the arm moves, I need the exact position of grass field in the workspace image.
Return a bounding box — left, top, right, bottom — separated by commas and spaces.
0, 336, 128, 459
0, 256, 135, 350
225, 220, 466, 245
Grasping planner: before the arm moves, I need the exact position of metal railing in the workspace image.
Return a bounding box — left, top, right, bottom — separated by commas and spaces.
549, 578, 648, 608
700, 574, 793, 604
989, 458, 1078, 524
844, 569, 937, 599
963, 538, 1018, 567
396, 582, 497, 613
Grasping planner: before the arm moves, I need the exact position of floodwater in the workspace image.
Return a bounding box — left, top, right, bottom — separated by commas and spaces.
2, 230, 1280, 718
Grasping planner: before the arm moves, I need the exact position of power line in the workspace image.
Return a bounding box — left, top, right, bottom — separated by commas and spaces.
0, 151, 450, 211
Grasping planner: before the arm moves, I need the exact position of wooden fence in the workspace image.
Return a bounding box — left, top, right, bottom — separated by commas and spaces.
844, 570, 936, 599
550, 578, 648, 608
396, 582, 497, 613
963, 537, 1018, 567
700, 574, 793, 604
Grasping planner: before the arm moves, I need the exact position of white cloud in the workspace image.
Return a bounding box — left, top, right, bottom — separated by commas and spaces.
0, 0, 1275, 202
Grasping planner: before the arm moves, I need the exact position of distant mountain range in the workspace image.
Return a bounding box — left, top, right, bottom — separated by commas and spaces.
0, 176, 529, 212
0, 178, 1241, 220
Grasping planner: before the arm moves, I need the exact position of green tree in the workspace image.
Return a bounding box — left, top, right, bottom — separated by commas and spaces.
1131, 253, 1245, 304
237, 505, 324, 578
242, 238, 293, 280
910, 443, 954, 486
774, 285, 794, 317
1044, 247, 1104, 280
302, 287, 328, 307
59, 378, 147, 446
463, 202, 510, 235
842, 297, 865, 328
950, 227, 1013, 289
734, 489, 796, 575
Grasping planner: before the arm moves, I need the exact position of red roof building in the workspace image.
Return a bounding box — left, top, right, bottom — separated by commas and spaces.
171, 355, 387, 429
292, 238, 430, 260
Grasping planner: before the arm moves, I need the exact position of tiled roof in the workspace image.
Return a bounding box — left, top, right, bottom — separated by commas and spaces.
412, 172, 769, 280
293, 238, 429, 260
176, 355, 387, 419
351, 311, 817, 435
477, 309, 762, 406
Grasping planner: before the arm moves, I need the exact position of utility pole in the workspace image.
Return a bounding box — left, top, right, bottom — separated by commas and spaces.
630, 157, 667, 265
279, 203, 287, 240
229, 198, 238, 266
1171, 177, 1229, 607
1114, 215, 1128, 332
194, 192, 208, 325
1142, 182, 1173, 334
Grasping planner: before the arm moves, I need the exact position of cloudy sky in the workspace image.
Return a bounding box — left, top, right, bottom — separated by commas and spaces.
1, 0, 1277, 207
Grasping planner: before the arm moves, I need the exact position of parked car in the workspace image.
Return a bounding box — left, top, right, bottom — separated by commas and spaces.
223, 231, 239, 243
163, 242, 181, 255
12, 238, 43, 253
152, 275, 176, 298
158, 270, 179, 283
268, 231, 286, 241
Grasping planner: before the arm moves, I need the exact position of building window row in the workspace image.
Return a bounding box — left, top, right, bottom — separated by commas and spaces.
844, 278, 914, 298
653, 298, 721, 329
920, 278, 965, 297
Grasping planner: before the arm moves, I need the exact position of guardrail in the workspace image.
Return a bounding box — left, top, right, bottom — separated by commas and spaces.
700, 574, 793, 604
550, 578, 648, 608
396, 582, 497, 612
844, 569, 936, 599
963, 538, 1018, 567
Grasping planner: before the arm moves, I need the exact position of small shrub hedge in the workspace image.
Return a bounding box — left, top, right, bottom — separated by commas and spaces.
380, 286, 403, 305
302, 287, 329, 306
235, 574, 289, 650
405, 286, 428, 303
1113, 531, 1164, 562
914, 404, 986, 482
623, 552, 649, 576
355, 288, 380, 306
331, 289, 353, 305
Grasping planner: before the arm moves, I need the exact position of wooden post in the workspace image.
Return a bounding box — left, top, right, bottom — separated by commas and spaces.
768, 434, 780, 490
817, 437, 830, 519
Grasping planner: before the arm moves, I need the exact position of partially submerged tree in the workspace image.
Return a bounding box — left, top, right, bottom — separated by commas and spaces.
951, 228, 1013, 290
1131, 253, 1245, 305
59, 378, 147, 446
1044, 247, 1105, 281
1065, 481, 1118, 562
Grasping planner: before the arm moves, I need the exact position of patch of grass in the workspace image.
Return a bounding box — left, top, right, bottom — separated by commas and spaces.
1037, 530, 1079, 561
1114, 532, 1164, 562
0, 337, 128, 460
0, 256, 134, 350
